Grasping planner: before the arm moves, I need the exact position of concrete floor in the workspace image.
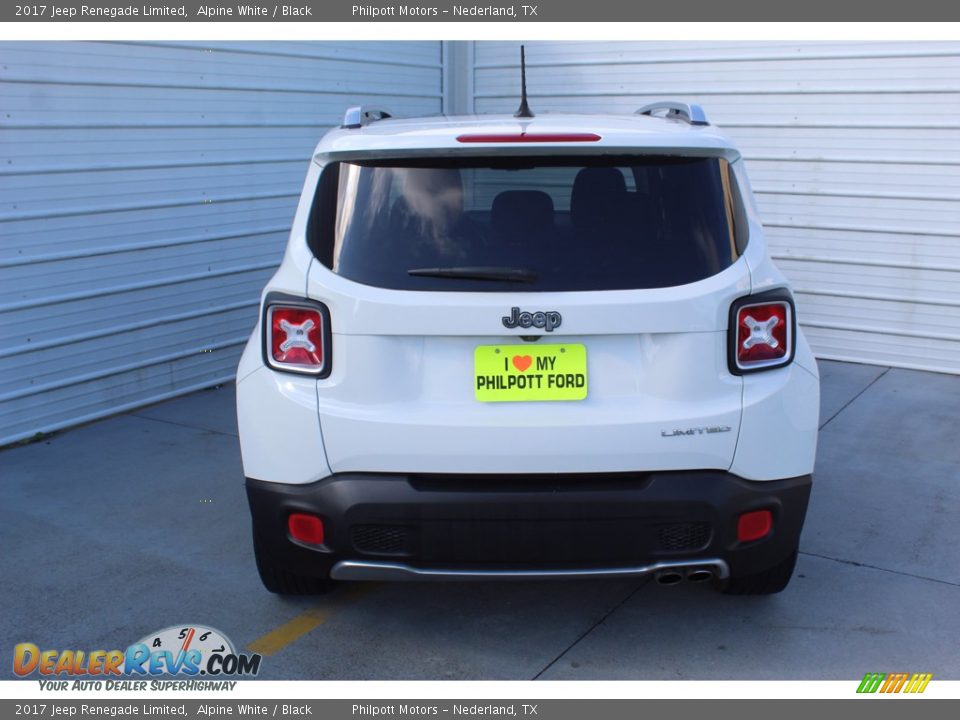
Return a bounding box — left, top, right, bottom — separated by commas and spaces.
1, 360, 958, 680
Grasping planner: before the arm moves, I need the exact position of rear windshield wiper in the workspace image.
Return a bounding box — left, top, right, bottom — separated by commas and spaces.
407, 266, 538, 283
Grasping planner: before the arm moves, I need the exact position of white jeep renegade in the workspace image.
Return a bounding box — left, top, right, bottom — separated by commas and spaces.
237, 100, 819, 596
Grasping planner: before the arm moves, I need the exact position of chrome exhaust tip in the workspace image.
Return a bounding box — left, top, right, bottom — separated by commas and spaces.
655, 570, 684, 586
686, 568, 714, 583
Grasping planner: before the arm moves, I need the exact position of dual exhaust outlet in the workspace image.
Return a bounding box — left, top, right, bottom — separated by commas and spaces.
654, 566, 717, 586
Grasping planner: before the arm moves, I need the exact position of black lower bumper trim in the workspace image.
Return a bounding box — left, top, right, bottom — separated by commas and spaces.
245, 470, 811, 581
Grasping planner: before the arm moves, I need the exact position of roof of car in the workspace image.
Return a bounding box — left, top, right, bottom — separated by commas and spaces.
315, 112, 740, 159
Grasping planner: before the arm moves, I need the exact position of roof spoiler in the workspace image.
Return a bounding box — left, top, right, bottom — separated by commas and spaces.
635, 102, 709, 126
341, 105, 393, 129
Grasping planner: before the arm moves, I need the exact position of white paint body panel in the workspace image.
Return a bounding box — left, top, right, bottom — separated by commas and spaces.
237, 362, 331, 485
237, 112, 819, 484
732, 361, 820, 481
313, 332, 742, 475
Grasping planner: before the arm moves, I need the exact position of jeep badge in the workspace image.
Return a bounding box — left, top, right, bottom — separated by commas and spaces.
502, 307, 562, 332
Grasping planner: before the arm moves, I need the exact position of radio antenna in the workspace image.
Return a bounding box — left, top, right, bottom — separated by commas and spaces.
514, 45, 535, 119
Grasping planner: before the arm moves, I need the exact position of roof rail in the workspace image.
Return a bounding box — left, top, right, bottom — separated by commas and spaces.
341, 105, 393, 129
635, 102, 709, 126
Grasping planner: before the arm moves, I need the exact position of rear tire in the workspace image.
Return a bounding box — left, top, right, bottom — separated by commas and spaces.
254, 537, 336, 595
716, 549, 798, 595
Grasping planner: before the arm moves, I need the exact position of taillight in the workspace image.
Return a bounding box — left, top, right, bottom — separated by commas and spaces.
728, 292, 795, 374
263, 298, 331, 376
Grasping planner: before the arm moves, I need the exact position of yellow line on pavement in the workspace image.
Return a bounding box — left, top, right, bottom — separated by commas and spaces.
246, 584, 376, 656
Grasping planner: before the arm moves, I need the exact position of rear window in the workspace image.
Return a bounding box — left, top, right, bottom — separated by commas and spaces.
308, 155, 746, 292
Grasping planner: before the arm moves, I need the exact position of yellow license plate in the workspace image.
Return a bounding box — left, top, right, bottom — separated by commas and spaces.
474, 344, 588, 402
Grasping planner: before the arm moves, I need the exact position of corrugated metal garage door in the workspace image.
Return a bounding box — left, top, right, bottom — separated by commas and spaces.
472, 41, 960, 374
0, 41, 443, 445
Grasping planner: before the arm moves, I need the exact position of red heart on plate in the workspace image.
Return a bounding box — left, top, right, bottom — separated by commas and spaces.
512, 355, 532, 372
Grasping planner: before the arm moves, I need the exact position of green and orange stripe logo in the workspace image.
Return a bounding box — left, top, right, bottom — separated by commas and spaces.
857, 672, 932, 694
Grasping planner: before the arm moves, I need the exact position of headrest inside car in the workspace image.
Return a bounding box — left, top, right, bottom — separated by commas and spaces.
571, 167, 628, 229
491, 190, 555, 237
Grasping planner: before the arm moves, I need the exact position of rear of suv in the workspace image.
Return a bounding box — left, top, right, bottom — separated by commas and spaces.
237, 102, 819, 596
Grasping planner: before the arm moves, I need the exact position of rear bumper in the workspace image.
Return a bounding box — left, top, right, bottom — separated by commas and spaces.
246, 470, 811, 581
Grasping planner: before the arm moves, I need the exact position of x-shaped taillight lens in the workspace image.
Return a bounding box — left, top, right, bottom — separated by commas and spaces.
265, 303, 329, 375
731, 298, 793, 373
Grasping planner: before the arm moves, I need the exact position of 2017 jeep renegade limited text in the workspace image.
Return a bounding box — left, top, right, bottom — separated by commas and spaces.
237, 101, 819, 596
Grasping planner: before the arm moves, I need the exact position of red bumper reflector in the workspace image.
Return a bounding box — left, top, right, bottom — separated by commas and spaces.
737, 510, 773, 542
456, 133, 602, 143
288, 513, 325, 545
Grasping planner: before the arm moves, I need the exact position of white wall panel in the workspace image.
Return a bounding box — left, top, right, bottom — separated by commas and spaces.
473, 41, 960, 373
0, 41, 443, 445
